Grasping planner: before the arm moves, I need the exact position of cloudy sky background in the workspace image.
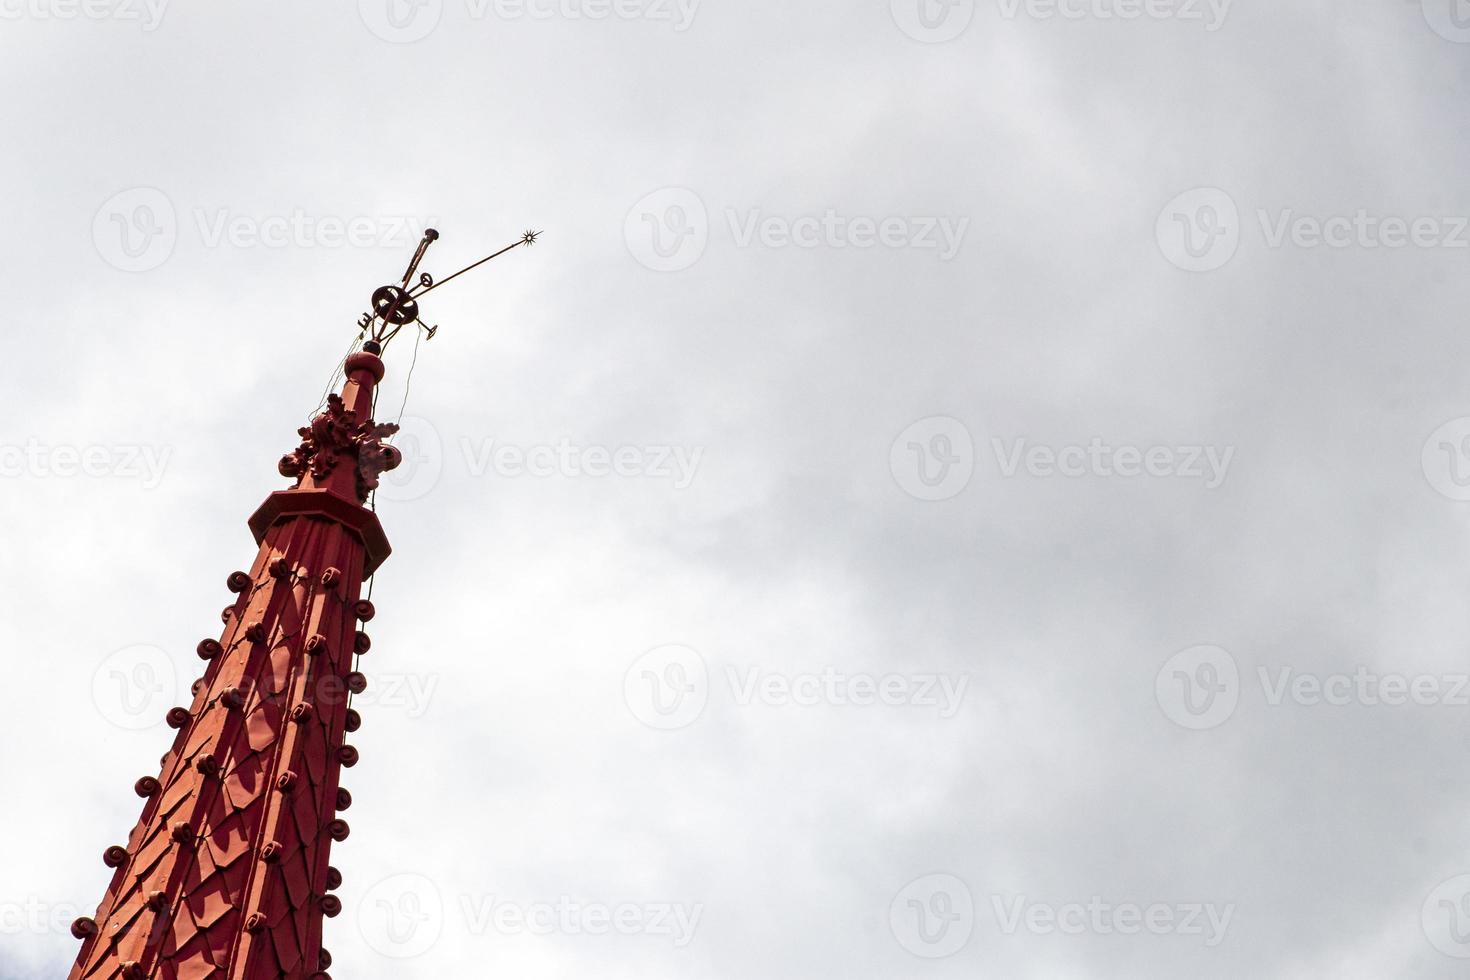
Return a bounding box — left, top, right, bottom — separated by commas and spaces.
5, 0, 1470, 976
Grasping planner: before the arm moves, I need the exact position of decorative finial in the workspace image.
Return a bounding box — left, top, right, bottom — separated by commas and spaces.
355, 228, 540, 355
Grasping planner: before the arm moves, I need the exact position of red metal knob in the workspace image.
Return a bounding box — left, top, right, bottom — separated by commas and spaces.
328, 819, 351, 842
134, 776, 161, 798
226, 570, 252, 593
171, 822, 194, 844
336, 788, 352, 811
305, 634, 329, 656
262, 841, 283, 863
197, 638, 222, 661
321, 895, 343, 918
245, 622, 268, 643
326, 867, 343, 891
321, 567, 342, 588
276, 771, 298, 793
319, 948, 334, 969
196, 756, 219, 778
338, 745, 360, 768
103, 845, 128, 868
354, 599, 376, 622
71, 917, 98, 940
222, 687, 245, 711
146, 891, 168, 912
291, 703, 316, 724
270, 557, 293, 579
221, 606, 235, 624
346, 672, 368, 695
166, 707, 191, 729
345, 709, 362, 733
245, 912, 268, 934
353, 631, 372, 655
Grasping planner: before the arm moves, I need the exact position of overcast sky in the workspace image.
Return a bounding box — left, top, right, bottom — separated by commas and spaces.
6, 1, 1470, 977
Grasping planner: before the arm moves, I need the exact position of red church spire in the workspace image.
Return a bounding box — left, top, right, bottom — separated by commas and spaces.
68, 229, 537, 979
68, 349, 398, 980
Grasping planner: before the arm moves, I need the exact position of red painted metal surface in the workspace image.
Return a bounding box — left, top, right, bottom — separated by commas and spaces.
70, 353, 399, 980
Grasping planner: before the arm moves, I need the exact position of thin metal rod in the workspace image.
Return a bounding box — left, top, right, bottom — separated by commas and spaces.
400, 229, 438, 287
413, 235, 534, 298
